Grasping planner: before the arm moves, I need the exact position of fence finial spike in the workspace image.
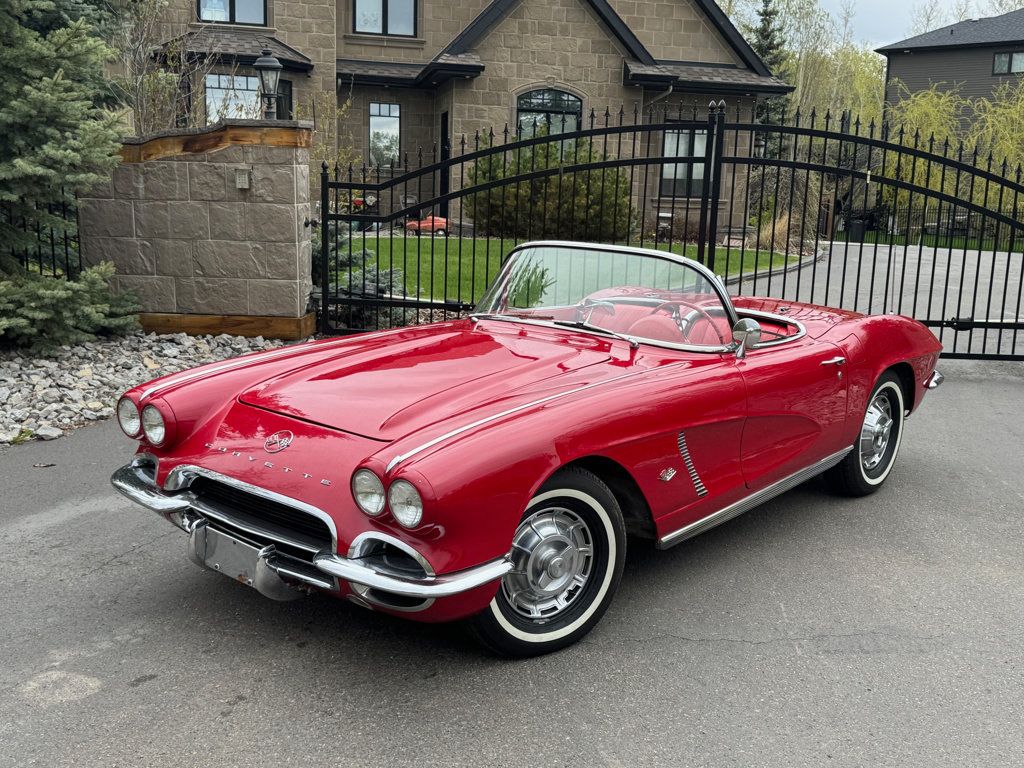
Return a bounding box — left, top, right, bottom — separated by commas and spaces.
321, 160, 329, 172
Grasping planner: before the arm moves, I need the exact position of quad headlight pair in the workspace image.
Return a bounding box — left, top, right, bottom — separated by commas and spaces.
351, 469, 423, 528
116, 397, 168, 446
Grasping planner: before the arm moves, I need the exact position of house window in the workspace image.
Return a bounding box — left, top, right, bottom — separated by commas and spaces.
993, 51, 1024, 74
354, 0, 416, 36
198, 0, 265, 25
205, 74, 261, 122
369, 102, 400, 166
517, 89, 582, 137
661, 129, 707, 198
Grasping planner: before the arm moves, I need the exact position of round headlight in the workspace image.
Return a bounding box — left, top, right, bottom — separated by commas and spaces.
388, 479, 423, 528
141, 404, 166, 445
117, 397, 141, 437
352, 469, 385, 516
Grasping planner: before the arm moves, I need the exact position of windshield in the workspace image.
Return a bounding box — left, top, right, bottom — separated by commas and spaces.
476, 244, 736, 348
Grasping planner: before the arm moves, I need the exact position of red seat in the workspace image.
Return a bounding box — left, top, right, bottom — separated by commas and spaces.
626, 315, 684, 343
684, 317, 727, 345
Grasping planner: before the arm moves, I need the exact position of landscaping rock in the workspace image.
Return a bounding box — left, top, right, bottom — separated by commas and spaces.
0, 331, 290, 446
35, 426, 63, 440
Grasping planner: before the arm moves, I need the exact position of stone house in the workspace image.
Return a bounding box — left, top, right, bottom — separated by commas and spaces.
157, 0, 789, 224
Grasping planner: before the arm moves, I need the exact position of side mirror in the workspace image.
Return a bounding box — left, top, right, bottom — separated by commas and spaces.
732, 318, 762, 359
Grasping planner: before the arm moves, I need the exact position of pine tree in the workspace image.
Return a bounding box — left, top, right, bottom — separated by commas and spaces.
749, 0, 788, 128
0, 0, 120, 266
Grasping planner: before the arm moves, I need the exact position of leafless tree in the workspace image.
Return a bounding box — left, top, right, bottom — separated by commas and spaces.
104, 0, 223, 135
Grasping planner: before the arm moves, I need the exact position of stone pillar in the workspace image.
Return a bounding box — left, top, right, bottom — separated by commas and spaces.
79, 120, 315, 339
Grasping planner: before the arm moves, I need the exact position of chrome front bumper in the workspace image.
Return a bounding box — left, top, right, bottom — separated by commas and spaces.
111, 463, 512, 603
926, 369, 944, 389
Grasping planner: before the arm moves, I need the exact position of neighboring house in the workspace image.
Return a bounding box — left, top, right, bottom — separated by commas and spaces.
877, 8, 1024, 114
157, 0, 788, 174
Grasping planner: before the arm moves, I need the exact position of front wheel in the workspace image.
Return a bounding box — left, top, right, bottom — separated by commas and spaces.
825, 371, 906, 496
467, 467, 625, 657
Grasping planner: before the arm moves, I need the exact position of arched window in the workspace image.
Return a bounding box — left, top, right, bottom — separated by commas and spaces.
516, 89, 582, 138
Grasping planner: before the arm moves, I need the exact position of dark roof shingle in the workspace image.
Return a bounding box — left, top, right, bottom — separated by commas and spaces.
166, 26, 313, 71
624, 61, 792, 94
877, 8, 1024, 52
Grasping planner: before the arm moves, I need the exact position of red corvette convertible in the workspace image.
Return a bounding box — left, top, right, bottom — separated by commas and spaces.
112, 242, 943, 656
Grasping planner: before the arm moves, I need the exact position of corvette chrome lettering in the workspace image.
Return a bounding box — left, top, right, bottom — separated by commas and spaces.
202, 442, 333, 486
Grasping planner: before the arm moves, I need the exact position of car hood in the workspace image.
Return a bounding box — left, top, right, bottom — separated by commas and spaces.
238, 323, 612, 440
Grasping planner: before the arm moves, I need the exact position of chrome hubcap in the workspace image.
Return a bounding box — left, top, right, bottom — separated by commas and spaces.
861, 392, 894, 471
502, 508, 594, 621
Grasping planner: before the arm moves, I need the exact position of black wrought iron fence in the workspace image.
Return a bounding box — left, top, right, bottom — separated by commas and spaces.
318, 101, 1024, 361
1, 194, 81, 278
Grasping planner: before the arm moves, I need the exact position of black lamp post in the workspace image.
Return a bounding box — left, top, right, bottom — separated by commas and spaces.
254, 48, 282, 120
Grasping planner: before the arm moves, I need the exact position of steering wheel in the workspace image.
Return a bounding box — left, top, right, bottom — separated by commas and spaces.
651, 300, 727, 345
578, 297, 617, 324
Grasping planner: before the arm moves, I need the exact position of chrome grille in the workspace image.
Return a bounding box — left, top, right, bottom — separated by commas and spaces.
187, 477, 332, 560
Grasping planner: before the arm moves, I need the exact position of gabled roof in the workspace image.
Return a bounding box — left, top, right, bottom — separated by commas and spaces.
438, 0, 775, 76
624, 60, 792, 94
876, 8, 1024, 53
167, 26, 313, 71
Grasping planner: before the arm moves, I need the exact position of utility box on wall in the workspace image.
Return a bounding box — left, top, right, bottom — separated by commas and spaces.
77, 119, 315, 339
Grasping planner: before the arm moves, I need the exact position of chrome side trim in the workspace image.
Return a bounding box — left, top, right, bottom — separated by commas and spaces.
164, 464, 339, 550
677, 432, 708, 498
313, 550, 513, 599
385, 361, 689, 472
656, 447, 853, 549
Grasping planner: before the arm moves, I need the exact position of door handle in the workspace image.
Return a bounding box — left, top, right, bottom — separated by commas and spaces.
820, 356, 846, 366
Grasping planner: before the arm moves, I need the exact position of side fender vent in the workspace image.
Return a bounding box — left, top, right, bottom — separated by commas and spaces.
677, 431, 708, 498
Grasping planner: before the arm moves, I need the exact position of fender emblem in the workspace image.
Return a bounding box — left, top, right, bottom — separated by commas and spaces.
659, 467, 678, 482
264, 430, 295, 454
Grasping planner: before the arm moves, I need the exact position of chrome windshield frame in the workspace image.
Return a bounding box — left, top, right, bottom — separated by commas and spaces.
474, 240, 741, 353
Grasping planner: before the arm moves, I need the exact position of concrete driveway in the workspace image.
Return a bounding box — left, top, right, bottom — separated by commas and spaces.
1, 359, 1022, 767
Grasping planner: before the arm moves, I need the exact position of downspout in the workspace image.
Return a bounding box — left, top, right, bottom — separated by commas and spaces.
644, 83, 675, 110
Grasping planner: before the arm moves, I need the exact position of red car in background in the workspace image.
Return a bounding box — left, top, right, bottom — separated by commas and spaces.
111, 242, 943, 657
404, 215, 448, 236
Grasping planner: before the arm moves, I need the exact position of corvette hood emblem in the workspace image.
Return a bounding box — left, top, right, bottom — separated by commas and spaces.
264, 430, 294, 454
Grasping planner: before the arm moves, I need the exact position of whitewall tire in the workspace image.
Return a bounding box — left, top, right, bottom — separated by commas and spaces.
825, 371, 906, 496
467, 467, 626, 657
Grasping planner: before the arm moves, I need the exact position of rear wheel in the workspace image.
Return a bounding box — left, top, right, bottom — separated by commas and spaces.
825, 371, 905, 496
467, 467, 625, 657
433, 229, 447, 237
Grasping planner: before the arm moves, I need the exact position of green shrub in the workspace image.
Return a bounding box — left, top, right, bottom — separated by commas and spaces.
0, 262, 139, 350
466, 134, 635, 241
312, 225, 410, 330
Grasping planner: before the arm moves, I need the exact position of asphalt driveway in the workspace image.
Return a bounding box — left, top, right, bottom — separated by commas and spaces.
1, 359, 1022, 767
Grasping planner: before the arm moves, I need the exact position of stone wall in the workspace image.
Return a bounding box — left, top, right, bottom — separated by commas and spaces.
79, 121, 313, 321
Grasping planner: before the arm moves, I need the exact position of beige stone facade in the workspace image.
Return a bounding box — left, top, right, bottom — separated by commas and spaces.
80, 122, 313, 319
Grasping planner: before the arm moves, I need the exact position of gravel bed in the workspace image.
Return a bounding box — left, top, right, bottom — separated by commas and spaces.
0, 332, 284, 445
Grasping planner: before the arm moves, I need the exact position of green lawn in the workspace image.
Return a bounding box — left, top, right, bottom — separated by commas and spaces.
353, 236, 795, 303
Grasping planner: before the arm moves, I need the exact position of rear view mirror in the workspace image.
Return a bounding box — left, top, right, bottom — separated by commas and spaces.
732, 318, 762, 359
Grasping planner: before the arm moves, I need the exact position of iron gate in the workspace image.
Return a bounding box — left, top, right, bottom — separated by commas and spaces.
319, 102, 1024, 360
